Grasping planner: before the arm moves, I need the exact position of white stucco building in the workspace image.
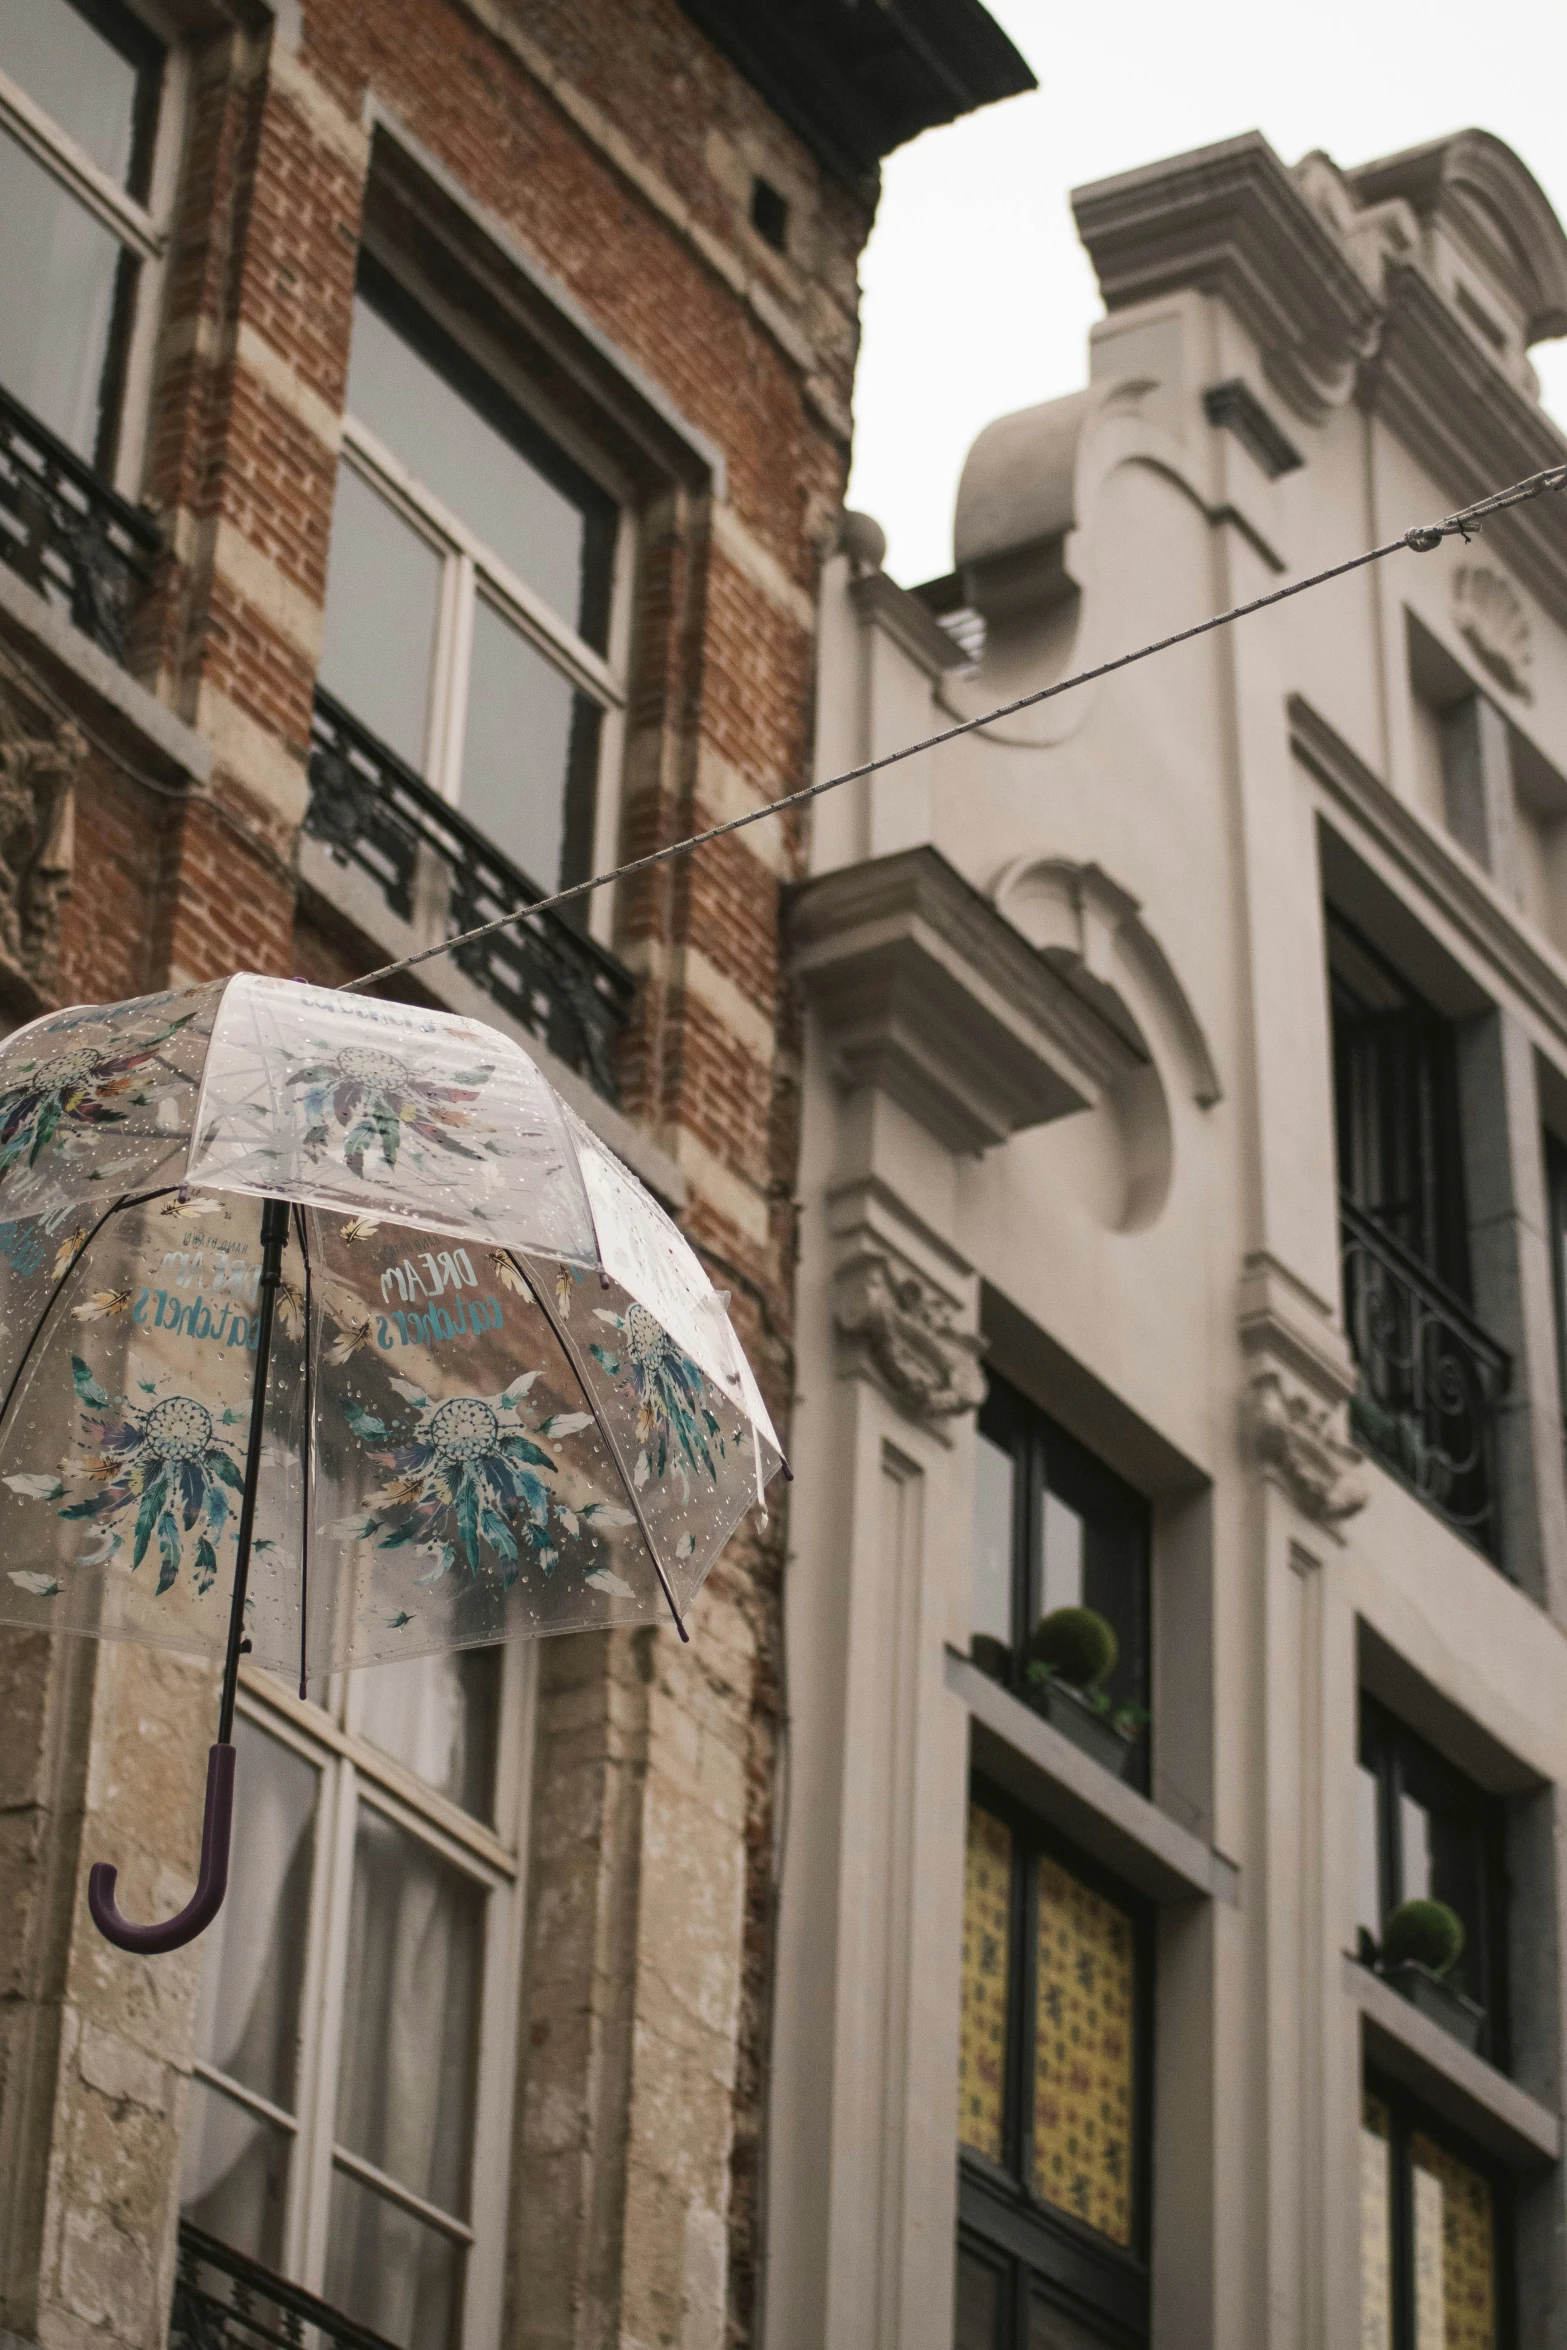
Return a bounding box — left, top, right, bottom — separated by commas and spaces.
769, 129, 1567, 2350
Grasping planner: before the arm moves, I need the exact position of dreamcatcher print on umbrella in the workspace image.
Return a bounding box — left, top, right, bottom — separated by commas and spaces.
0, 976, 782, 1953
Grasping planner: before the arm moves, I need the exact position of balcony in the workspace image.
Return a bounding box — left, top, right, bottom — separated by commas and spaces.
304, 689, 634, 1102
1340, 1197, 1510, 1558
169, 2221, 400, 2350
0, 380, 161, 666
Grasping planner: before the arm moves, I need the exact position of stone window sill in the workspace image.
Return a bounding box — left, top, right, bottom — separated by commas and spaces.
944, 1645, 1237, 1908
1346, 1953, 1561, 2169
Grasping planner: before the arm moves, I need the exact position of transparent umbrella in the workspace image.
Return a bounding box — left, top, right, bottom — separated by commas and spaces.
0, 976, 782, 1952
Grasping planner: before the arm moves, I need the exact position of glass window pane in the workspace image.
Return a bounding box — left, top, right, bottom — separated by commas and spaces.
345, 293, 591, 630
1400, 1792, 1434, 1904
959, 1804, 1011, 2163
1357, 1764, 1382, 1943
972, 1431, 1013, 1651
1359, 2094, 1393, 2350
954, 2240, 1007, 2350
460, 596, 597, 891
318, 465, 443, 771
324, 2162, 463, 2350
191, 1715, 317, 2109
1410, 2132, 1496, 2350
354, 1645, 501, 1823
180, 2079, 293, 2270
0, 0, 149, 189
1031, 1856, 1135, 2248
0, 129, 127, 461
335, 1804, 484, 2218
1040, 1490, 1085, 1618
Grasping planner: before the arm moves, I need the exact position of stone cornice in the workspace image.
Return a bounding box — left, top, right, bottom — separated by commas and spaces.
674, 0, 1035, 186
1347, 131, 1567, 348
1071, 133, 1383, 422
1355, 262, 1567, 630
790, 845, 1141, 1154
848, 570, 968, 677
1288, 693, 1567, 1060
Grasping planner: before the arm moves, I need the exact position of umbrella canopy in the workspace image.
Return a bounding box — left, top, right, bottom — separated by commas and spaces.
0, 976, 782, 1949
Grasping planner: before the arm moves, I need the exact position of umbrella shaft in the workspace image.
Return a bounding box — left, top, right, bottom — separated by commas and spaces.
217, 1197, 290, 1744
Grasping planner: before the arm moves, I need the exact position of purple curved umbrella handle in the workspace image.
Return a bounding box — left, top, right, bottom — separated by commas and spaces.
88, 1742, 236, 1954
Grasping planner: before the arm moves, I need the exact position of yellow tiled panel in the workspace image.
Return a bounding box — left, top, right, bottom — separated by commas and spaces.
1030, 1854, 1135, 2247
959, 1804, 1013, 2161
1411, 2132, 1496, 2350
1360, 2093, 1393, 2350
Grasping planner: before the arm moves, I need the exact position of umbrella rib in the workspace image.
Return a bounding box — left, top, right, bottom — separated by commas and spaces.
0, 1185, 180, 1440
502, 1251, 689, 1644
292, 1202, 313, 1701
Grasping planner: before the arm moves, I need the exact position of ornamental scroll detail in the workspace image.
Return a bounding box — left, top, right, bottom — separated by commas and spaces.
1242, 1367, 1367, 1527
832, 1248, 986, 1422
1453, 564, 1533, 704
0, 678, 83, 991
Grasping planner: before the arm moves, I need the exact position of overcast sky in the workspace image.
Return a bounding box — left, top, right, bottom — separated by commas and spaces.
846, 0, 1567, 587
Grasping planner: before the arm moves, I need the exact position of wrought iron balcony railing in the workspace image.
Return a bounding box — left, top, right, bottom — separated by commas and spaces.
169, 2221, 401, 2350
1340, 1197, 1510, 1557
305, 689, 634, 1101
0, 379, 161, 665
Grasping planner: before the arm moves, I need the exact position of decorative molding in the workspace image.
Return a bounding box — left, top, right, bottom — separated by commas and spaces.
1452, 563, 1534, 703
1288, 693, 1567, 1062
1072, 133, 1383, 422
791, 846, 1141, 1155
1346, 130, 1567, 352
1242, 1367, 1367, 1527
832, 1245, 986, 1422
1237, 1246, 1358, 1405
1356, 264, 1567, 632
0, 674, 84, 993
992, 856, 1223, 1107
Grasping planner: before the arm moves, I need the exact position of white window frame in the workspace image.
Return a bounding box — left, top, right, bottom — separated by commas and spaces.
331, 265, 637, 953
0, 0, 187, 502
188, 1647, 535, 2349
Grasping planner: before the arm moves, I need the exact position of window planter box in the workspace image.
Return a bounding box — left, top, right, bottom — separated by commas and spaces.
1380, 1960, 1486, 2054
1028, 1678, 1138, 1781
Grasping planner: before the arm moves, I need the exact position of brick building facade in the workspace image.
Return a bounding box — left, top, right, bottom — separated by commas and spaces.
0, 5, 1028, 2347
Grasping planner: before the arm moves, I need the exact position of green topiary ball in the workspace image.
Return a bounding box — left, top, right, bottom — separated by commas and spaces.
1381, 1897, 1464, 1978
1027, 1605, 1118, 1690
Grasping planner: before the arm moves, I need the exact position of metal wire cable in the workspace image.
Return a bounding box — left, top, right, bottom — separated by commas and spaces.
343, 461, 1567, 996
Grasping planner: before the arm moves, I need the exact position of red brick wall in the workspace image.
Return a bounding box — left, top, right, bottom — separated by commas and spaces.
18, 0, 872, 2334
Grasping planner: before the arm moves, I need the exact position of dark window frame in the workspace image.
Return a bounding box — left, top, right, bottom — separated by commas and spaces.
1328, 907, 1471, 1298
2, 0, 166, 479
1543, 1130, 1567, 1453
1363, 2072, 1515, 2350
1358, 1695, 1510, 2069
974, 1375, 1152, 1792
958, 1780, 1154, 2350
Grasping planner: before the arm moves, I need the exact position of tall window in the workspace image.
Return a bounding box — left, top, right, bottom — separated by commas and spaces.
1329, 912, 1469, 1294
0, 0, 166, 473
1356, 1698, 1508, 2065
1361, 2085, 1508, 2349
1329, 911, 1509, 1555
318, 260, 623, 898
971, 1375, 1151, 1789
180, 1647, 528, 2350
957, 1793, 1149, 2349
